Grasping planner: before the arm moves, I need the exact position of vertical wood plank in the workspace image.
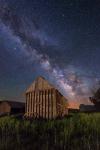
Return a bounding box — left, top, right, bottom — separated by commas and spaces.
52, 89, 57, 118
39, 91, 41, 118
46, 90, 48, 119
32, 92, 34, 117
28, 92, 30, 117
36, 91, 37, 118
26, 93, 28, 116
38, 91, 40, 118
45, 90, 46, 119
34, 92, 36, 118
36, 91, 39, 118
48, 90, 50, 119
33, 91, 35, 117
43, 90, 45, 118
42, 91, 43, 118
51, 89, 53, 119
49, 89, 52, 119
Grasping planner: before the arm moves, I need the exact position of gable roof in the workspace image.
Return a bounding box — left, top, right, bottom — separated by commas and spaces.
26, 76, 55, 93
26, 76, 69, 102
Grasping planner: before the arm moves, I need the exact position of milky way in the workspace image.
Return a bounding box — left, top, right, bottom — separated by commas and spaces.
0, 0, 100, 103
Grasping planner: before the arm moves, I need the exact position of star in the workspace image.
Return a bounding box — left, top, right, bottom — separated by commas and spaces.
0, 0, 100, 104
62, 14, 65, 17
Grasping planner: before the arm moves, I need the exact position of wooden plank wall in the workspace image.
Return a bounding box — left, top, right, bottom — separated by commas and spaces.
26, 89, 57, 119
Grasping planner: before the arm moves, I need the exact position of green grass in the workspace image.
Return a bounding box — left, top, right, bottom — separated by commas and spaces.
0, 113, 100, 150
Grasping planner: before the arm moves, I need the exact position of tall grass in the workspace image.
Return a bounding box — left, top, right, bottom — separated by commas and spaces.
0, 113, 100, 150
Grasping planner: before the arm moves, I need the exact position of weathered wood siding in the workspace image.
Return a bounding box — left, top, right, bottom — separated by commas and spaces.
25, 76, 68, 119
26, 89, 57, 119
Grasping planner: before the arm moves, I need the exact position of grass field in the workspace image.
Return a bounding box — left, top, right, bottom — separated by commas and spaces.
0, 113, 100, 150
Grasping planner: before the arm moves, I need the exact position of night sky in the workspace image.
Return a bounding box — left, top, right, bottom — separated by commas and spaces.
0, 0, 100, 104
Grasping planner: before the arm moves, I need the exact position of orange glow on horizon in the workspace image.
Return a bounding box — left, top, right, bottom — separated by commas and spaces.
68, 101, 79, 109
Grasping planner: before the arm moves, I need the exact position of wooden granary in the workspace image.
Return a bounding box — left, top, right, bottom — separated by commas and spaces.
25, 76, 68, 119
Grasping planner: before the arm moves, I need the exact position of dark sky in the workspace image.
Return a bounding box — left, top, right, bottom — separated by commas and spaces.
0, 0, 100, 103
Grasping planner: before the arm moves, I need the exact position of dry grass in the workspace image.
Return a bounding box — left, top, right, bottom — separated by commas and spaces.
0, 113, 100, 150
